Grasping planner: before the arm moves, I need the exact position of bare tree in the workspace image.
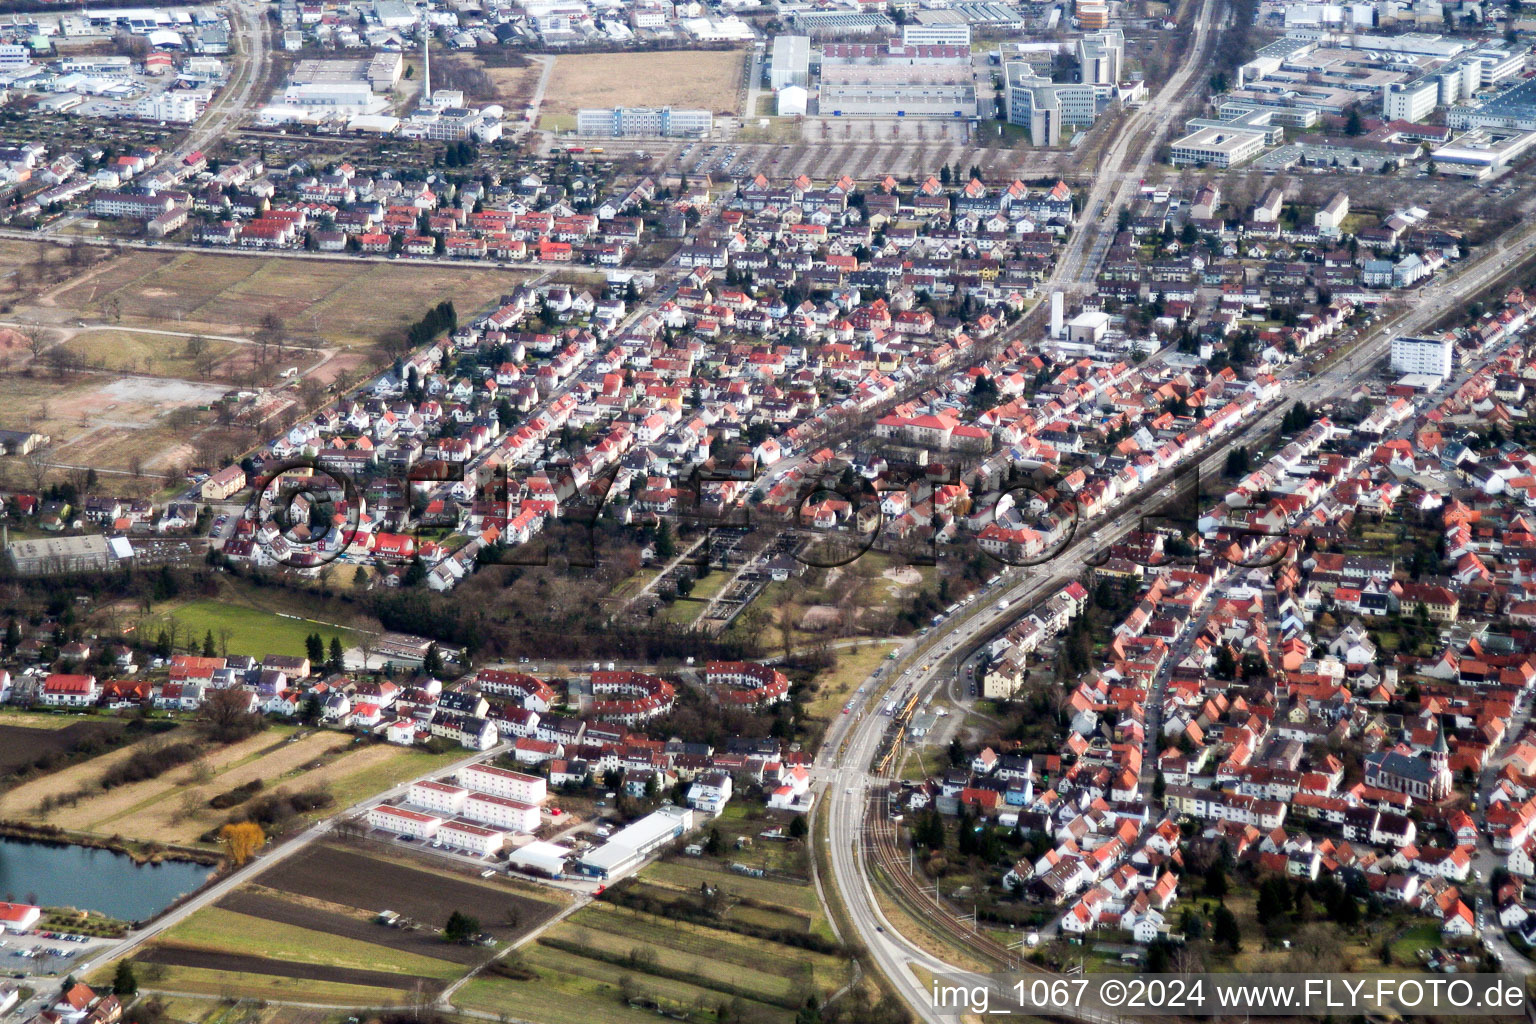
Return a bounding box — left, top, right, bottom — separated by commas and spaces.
23, 445, 49, 494
21, 322, 47, 364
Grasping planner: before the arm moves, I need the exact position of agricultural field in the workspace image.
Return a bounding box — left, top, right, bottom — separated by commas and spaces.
462, 864, 850, 1024
126, 960, 413, 1006
152, 905, 466, 981
136, 598, 364, 660
0, 724, 464, 846
0, 716, 125, 777
258, 843, 565, 939
0, 723, 196, 822
542, 50, 746, 119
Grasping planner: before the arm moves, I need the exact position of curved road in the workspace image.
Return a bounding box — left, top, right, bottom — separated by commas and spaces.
814, 216, 1536, 1019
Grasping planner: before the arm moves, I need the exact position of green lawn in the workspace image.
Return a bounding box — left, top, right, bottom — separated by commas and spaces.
804, 641, 902, 720
142, 599, 364, 659
158, 906, 465, 980
643, 860, 820, 915
321, 746, 470, 811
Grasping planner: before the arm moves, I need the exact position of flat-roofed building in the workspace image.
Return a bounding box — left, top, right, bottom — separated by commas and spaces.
459, 762, 547, 804
769, 34, 810, 90
1169, 125, 1268, 167
7, 534, 128, 575
367, 804, 443, 839
575, 106, 712, 137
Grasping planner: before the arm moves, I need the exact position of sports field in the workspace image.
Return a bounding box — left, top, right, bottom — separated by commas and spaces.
45, 251, 522, 350
139, 599, 364, 659
543, 50, 746, 118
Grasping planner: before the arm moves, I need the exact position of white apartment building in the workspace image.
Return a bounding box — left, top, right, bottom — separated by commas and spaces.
438, 819, 504, 856
407, 779, 469, 815
136, 91, 204, 123
367, 804, 443, 839
459, 762, 548, 804
1391, 335, 1455, 381
464, 792, 542, 833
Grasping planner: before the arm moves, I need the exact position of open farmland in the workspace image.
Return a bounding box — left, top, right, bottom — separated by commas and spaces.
218, 889, 491, 965
0, 723, 193, 821
259, 842, 564, 938
454, 886, 849, 1024
543, 50, 746, 118
123, 961, 410, 1005
0, 726, 462, 847
135, 947, 438, 995
39, 250, 523, 350
152, 905, 466, 980
0, 717, 126, 778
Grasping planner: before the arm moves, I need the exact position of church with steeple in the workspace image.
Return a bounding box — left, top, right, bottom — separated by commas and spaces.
1363, 721, 1453, 804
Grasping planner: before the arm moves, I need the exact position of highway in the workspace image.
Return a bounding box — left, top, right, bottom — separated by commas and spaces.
813, 212, 1536, 1021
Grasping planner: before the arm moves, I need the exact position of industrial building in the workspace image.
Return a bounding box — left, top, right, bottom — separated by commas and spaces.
769, 34, 810, 90
1430, 128, 1536, 179
900, 22, 971, 46
576, 805, 695, 879
790, 10, 896, 36
575, 106, 712, 137
1391, 335, 1455, 381
1448, 76, 1536, 131
6, 535, 132, 575
820, 63, 977, 117
507, 840, 572, 878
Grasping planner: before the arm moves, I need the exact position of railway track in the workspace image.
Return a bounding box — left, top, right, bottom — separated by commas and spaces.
861, 741, 1034, 973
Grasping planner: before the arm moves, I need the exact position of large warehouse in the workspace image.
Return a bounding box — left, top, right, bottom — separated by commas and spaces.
819, 41, 977, 117
576, 106, 712, 137
770, 34, 810, 90
576, 805, 695, 879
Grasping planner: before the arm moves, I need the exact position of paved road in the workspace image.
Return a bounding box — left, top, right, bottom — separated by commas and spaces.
813, 212, 1536, 1018
35, 742, 512, 992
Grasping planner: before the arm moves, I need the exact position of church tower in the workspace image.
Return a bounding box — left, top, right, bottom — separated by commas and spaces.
1428, 720, 1452, 802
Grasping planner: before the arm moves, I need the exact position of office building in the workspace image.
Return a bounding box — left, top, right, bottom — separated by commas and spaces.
1004, 62, 1100, 145
901, 22, 971, 46
576, 106, 712, 137
1391, 335, 1454, 381
1077, 29, 1122, 87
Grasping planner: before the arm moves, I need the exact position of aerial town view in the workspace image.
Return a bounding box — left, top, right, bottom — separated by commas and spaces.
3, 0, 1536, 1019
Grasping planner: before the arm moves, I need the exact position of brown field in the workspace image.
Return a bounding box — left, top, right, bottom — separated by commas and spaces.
65, 730, 351, 843
484, 64, 540, 109
260, 843, 562, 937
0, 724, 194, 819
136, 946, 442, 993
217, 890, 490, 965
7, 727, 298, 836
0, 719, 124, 777
39, 251, 523, 350
543, 50, 746, 117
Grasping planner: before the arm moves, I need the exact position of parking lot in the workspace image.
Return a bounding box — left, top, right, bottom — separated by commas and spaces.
3, 931, 112, 978
643, 132, 1074, 182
